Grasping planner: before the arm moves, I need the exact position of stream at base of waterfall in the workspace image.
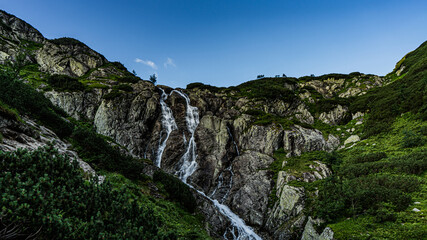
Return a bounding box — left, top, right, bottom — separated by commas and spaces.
156, 88, 262, 240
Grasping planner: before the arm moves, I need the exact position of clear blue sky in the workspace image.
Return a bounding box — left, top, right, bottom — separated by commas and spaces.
2, 0, 427, 87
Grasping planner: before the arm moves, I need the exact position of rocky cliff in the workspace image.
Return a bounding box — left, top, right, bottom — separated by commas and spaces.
0, 10, 403, 240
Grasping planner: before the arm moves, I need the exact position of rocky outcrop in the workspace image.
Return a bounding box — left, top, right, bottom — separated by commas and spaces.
44, 90, 104, 120
0, 10, 44, 43
45, 81, 160, 158
228, 151, 275, 227
0, 115, 102, 182
301, 217, 334, 240
284, 125, 339, 157
236, 121, 284, 155
36, 41, 107, 77
319, 105, 349, 125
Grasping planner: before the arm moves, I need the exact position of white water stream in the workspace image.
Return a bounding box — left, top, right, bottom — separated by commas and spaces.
155, 88, 178, 167
157, 89, 262, 240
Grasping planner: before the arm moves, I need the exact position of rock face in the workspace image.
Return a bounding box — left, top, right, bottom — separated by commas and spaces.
229, 151, 275, 227
36, 41, 107, 77
45, 81, 161, 158
319, 105, 349, 125
0, 115, 102, 182
284, 125, 339, 157
0, 10, 44, 43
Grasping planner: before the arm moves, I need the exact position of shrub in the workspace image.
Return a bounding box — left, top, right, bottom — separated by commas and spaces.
117, 76, 139, 83
234, 77, 298, 101
315, 97, 350, 113
70, 125, 146, 181
347, 152, 387, 164
110, 61, 128, 72
315, 174, 419, 221
49, 37, 87, 48
186, 82, 223, 92
47, 74, 85, 91
153, 171, 197, 213
113, 84, 133, 92
339, 151, 427, 177
0, 147, 170, 239
401, 130, 425, 148
0, 101, 20, 121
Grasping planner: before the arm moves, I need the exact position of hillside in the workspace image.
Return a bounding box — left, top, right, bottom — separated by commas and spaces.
0, 9, 426, 240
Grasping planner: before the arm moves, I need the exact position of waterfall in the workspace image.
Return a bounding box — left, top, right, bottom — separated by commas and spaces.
171, 90, 199, 183
157, 89, 262, 240
155, 88, 178, 167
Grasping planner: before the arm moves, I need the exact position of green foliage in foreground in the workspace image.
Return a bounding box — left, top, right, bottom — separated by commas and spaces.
153, 171, 197, 213
0, 147, 173, 239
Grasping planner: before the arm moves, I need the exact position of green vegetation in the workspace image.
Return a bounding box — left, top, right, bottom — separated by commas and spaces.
113, 83, 133, 92
244, 109, 297, 128
233, 77, 298, 101
187, 82, 225, 92
0, 100, 21, 121
117, 75, 140, 83
153, 171, 197, 213
0, 68, 73, 137
105, 173, 211, 239
314, 114, 427, 239
0, 147, 172, 239
70, 124, 147, 181
350, 41, 427, 137
49, 37, 88, 48
47, 74, 85, 91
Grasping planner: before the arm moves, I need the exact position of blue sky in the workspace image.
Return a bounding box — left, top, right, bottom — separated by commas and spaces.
2, 0, 427, 87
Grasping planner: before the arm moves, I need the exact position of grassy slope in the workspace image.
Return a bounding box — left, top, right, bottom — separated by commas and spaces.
327, 114, 427, 239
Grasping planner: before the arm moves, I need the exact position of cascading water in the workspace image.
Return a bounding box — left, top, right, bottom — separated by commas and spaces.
157, 89, 262, 240
171, 90, 199, 183
155, 88, 178, 167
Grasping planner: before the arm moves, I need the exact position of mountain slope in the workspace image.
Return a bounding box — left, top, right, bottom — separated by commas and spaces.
1, 9, 426, 240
